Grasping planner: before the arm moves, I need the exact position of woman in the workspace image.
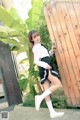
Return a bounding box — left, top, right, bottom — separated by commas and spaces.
28, 30, 64, 118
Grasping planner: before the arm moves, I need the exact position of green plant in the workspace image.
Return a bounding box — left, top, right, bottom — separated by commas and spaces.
18, 74, 29, 91
0, 0, 44, 97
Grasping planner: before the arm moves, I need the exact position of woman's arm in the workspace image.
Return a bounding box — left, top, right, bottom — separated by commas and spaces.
34, 51, 51, 69
34, 54, 51, 69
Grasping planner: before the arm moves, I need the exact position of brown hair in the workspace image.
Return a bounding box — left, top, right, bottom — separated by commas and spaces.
28, 30, 38, 48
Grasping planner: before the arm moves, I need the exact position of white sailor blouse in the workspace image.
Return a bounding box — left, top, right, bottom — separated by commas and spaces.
32, 43, 54, 68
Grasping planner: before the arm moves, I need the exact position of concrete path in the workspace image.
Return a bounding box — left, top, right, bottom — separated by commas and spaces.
0, 105, 80, 120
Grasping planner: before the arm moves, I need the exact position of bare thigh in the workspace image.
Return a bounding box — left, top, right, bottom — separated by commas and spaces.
48, 70, 62, 86
42, 80, 50, 90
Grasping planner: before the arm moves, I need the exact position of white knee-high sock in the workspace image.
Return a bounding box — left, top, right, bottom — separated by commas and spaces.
46, 100, 56, 114
35, 89, 52, 111
39, 89, 51, 101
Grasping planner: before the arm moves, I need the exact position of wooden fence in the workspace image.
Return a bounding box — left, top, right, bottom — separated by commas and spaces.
44, 0, 80, 107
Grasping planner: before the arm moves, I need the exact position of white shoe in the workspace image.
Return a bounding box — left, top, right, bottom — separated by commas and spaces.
35, 95, 41, 111
50, 112, 64, 119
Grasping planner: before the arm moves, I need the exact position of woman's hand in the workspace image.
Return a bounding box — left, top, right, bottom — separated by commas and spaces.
46, 65, 52, 70
52, 41, 56, 52
49, 41, 56, 56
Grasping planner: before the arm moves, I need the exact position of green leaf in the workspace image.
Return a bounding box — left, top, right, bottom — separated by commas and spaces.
0, 6, 26, 32
0, 26, 29, 53
0, 38, 18, 45
0, 26, 20, 37
9, 8, 22, 22
26, 0, 43, 30
9, 8, 28, 32
29, 82, 37, 96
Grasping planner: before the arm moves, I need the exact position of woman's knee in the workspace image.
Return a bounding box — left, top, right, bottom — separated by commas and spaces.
42, 80, 50, 90
55, 78, 62, 87
48, 74, 62, 87
54, 81, 62, 89
58, 81, 62, 87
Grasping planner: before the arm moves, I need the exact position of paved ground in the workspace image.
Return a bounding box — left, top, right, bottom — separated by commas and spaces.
0, 105, 80, 120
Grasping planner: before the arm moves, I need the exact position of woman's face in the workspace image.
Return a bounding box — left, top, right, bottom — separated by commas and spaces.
32, 32, 41, 44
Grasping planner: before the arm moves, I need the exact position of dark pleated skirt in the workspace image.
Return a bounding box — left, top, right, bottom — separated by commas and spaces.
39, 56, 60, 84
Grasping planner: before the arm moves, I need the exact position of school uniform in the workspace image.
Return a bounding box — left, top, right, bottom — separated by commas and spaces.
32, 43, 60, 84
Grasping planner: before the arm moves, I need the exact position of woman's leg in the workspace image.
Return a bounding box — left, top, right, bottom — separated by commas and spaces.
35, 71, 62, 111
42, 80, 57, 114
35, 72, 64, 118
35, 80, 56, 114
35, 71, 62, 104
48, 70, 63, 92
35, 71, 64, 118
42, 80, 51, 102
35, 80, 51, 111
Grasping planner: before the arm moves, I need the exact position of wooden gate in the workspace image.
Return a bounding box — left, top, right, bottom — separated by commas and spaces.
44, 0, 80, 107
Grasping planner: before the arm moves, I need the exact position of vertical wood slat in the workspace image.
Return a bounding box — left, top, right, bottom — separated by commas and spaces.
72, 3, 80, 49
61, 2, 80, 72
54, 1, 80, 106
51, 3, 77, 105
44, 1, 80, 107
49, 3, 77, 105
59, 2, 80, 105
68, 2, 80, 49
62, 3, 80, 92
44, 7, 72, 105
73, 3, 80, 28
